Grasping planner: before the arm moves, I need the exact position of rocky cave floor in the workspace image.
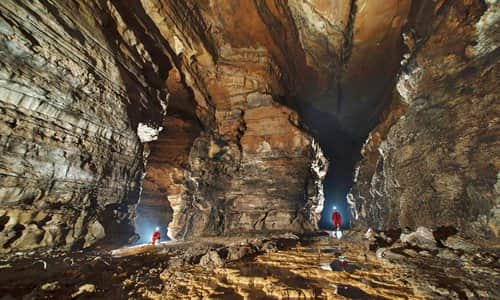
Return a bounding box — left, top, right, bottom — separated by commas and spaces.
0, 230, 499, 300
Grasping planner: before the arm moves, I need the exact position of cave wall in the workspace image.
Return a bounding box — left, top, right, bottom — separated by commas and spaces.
0, 0, 334, 250
0, 0, 168, 252
6, 0, 495, 252
141, 0, 331, 239
138, 112, 201, 241
139, 0, 413, 239
349, 0, 500, 239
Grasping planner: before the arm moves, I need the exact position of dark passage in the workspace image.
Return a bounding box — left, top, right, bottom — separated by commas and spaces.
319, 146, 361, 230
296, 105, 364, 230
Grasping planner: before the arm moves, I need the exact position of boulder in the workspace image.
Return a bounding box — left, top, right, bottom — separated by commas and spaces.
227, 245, 255, 261
400, 227, 438, 250
442, 236, 478, 252
199, 251, 224, 268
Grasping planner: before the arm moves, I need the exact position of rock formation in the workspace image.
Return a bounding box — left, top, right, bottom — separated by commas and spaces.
349, 0, 500, 239
0, 0, 169, 252
0, 0, 338, 251
135, 0, 409, 240
0, 0, 498, 254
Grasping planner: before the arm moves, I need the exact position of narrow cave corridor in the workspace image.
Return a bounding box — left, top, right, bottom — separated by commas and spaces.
137, 110, 202, 243
136, 67, 202, 243
0, 0, 499, 298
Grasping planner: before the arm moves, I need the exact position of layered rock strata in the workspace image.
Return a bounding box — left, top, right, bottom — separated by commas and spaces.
1, 0, 335, 251
137, 113, 201, 241
164, 92, 328, 239
141, 1, 331, 239
4, 0, 495, 253
0, 0, 168, 252
349, 0, 500, 239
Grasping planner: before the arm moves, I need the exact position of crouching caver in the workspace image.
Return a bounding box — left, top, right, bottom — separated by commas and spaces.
151, 227, 161, 245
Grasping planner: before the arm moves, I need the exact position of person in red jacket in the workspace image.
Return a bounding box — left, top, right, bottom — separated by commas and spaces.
151, 227, 161, 245
332, 206, 342, 230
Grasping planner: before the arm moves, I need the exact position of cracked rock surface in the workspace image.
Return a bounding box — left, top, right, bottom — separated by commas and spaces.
2, 232, 498, 299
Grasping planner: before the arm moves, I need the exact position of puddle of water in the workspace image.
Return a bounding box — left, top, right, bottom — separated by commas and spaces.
319, 260, 361, 273
321, 248, 342, 254
320, 261, 333, 271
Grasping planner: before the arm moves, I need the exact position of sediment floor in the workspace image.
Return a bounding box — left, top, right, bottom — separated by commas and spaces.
0, 233, 498, 299
155, 238, 418, 299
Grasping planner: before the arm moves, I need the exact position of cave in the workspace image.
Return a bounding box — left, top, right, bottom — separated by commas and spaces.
135, 67, 202, 243
0, 0, 499, 298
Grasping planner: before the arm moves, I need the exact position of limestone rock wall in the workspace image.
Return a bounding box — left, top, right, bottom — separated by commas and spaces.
165, 80, 328, 240
141, 1, 330, 239
349, 0, 500, 239
138, 113, 201, 241
1, 0, 334, 250
2, 0, 453, 250
0, 0, 169, 252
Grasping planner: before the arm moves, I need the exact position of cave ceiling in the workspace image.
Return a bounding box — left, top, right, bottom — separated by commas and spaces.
150, 0, 412, 143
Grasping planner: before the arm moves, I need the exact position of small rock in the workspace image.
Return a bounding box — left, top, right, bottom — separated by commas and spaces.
477, 290, 489, 298
437, 249, 458, 260
376, 247, 386, 259
261, 241, 278, 253
168, 257, 184, 268
227, 245, 255, 260
383, 250, 406, 260
364, 228, 375, 240
379, 232, 392, 244
402, 249, 419, 257
71, 283, 96, 298
463, 288, 475, 298
199, 250, 224, 268
280, 233, 300, 240
400, 227, 438, 250
41, 281, 59, 291
442, 235, 478, 252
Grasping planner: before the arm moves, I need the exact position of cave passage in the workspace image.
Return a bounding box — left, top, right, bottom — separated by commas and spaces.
292, 80, 396, 231
302, 109, 364, 230
319, 137, 362, 230
135, 68, 201, 244
285, 0, 409, 230
136, 111, 202, 244
1, 0, 499, 298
